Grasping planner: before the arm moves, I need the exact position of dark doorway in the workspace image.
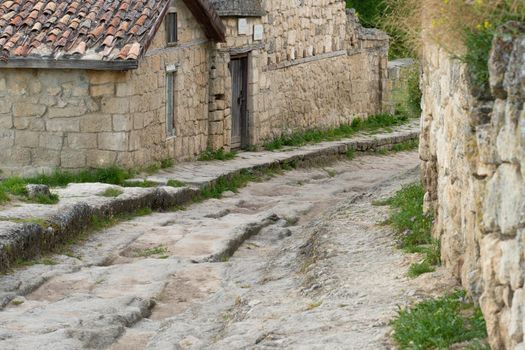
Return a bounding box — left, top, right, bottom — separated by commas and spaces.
230, 55, 249, 149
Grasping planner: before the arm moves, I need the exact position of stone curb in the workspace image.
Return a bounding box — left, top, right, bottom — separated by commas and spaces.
0, 128, 419, 272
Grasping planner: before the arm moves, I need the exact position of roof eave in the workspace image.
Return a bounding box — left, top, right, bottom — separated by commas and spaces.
216, 10, 266, 17
183, 0, 227, 42
0, 57, 139, 71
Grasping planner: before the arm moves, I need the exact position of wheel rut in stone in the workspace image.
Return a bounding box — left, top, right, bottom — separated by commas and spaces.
0, 152, 440, 350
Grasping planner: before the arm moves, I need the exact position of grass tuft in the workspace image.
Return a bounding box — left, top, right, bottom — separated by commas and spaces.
89, 207, 153, 232
32, 193, 60, 205
346, 0, 413, 59
166, 179, 185, 188
160, 158, 174, 169
0, 188, 8, 204
346, 148, 356, 160
100, 188, 123, 198
391, 139, 419, 153
382, 183, 433, 249
198, 148, 237, 161
407, 260, 435, 277
122, 180, 159, 188
0, 216, 49, 226
15, 257, 57, 267
196, 170, 256, 200
262, 113, 409, 151
306, 300, 323, 310
133, 245, 169, 258
381, 183, 439, 277
0, 166, 134, 204
391, 290, 487, 349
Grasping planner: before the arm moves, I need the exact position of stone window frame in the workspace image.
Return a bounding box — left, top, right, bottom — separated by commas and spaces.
166, 64, 179, 139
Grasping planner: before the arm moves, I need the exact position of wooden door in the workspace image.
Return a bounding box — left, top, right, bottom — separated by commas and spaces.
230, 56, 248, 149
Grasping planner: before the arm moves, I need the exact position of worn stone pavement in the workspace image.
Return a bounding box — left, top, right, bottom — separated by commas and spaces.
0, 121, 419, 272
0, 149, 458, 349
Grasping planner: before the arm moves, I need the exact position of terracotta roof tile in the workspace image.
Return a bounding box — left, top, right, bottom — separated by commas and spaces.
0, 0, 172, 62
0, 0, 226, 66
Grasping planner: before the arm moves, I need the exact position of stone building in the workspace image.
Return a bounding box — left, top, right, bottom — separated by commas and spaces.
207, 0, 390, 149
0, 0, 389, 175
0, 0, 225, 176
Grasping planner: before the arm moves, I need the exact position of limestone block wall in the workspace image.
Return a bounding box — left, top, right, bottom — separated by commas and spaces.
263, 0, 347, 64
210, 6, 389, 149
208, 50, 232, 150
420, 23, 525, 349
0, 1, 210, 175
257, 8, 388, 142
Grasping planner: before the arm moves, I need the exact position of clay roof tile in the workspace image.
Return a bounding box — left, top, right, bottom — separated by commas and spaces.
102, 35, 114, 47
70, 41, 86, 55
31, 22, 42, 32
43, 2, 56, 15
126, 41, 141, 59
0, 0, 225, 65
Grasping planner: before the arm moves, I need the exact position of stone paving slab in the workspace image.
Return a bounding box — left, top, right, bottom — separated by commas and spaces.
146, 120, 419, 187
0, 121, 419, 271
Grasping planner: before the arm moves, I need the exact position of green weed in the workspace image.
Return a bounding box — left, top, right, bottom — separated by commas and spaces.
392, 66, 422, 119
89, 207, 153, 232
346, 0, 414, 59
0, 166, 135, 204
197, 170, 256, 200
198, 148, 237, 161
144, 163, 161, 175
391, 291, 487, 349
0, 187, 8, 204
14, 257, 57, 267
160, 158, 174, 169
306, 300, 323, 310
133, 245, 169, 258
262, 113, 409, 151
0, 217, 49, 226
32, 193, 60, 205
166, 179, 185, 188
346, 148, 356, 160
462, 27, 494, 94
100, 188, 123, 198
373, 139, 419, 156
324, 169, 337, 177
391, 139, 419, 152
28, 166, 132, 187
122, 180, 159, 188
383, 184, 433, 249
382, 183, 439, 277
408, 261, 435, 277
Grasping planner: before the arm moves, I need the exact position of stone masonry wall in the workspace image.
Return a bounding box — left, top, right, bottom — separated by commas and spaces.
420, 23, 525, 349
209, 4, 389, 149
385, 58, 417, 115
0, 1, 210, 176
258, 7, 388, 142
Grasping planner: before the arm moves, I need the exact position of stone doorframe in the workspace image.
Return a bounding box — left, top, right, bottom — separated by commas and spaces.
230, 52, 250, 149
208, 47, 259, 151
229, 47, 258, 149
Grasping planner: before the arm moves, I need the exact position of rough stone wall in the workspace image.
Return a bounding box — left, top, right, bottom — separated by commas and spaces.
125, 1, 210, 166
263, 0, 347, 64
258, 8, 388, 142
210, 5, 389, 148
420, 23, 525, 349
0, 1, 210, 175
385, 58, 417, 115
